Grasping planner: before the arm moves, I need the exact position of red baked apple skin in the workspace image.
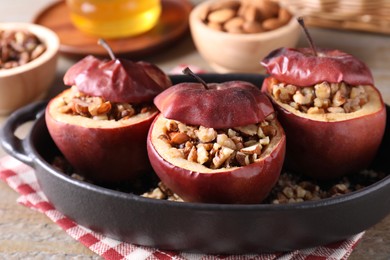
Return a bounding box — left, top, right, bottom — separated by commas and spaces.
261, 47, 374, 87
262, 77, 386, 179
63, 55, 171, 104
147, 114, 286, 204
45, 91, 159, 184
154, 81, 274, 128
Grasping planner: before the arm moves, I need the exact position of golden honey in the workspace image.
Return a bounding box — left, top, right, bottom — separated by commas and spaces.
66, 0, 161, 38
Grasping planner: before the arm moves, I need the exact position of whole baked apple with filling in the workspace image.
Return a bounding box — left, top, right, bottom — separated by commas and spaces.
46, 40, 172, 184
260, 18, 386, 180
147, 68, 286, 204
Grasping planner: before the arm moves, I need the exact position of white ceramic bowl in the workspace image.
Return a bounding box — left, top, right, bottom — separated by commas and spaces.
0, 23, 60, 115
189, 0, 301, 73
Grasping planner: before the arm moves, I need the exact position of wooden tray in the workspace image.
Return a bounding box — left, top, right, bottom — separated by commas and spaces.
33, 0, 192, 59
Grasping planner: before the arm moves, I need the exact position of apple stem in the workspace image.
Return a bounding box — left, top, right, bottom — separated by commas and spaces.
297, 17, 318, 57
182, 67, 209, 90
97, 39, 116, 60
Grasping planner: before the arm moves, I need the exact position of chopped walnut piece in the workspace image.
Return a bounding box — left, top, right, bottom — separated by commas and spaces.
240, 144, 262, 155
196, 126, 217, 143
259, 136, 270, 146
293, 89, 313, 105
169, 132, 190, 145
216, 134, 237, 150
307, 107, 325, 114
187, 146, 198, 162
314, 82, 331, 99
328, 107, 345, 113
142, 182, 184, 202
212, 147, 234, 169
234, 124, 258, 136
166, 120, 178, 132
236, 151, 250, 166
261, 125, 277, 137
332, 90, 347, 107
196, 145, 209, 165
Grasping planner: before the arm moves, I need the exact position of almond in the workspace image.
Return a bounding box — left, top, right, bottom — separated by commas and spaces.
202, 0, 287, 34
278, 7, 292, 24
210, 0, 240, 12
243, 5, 258, 22
243, 21, 264, 33
262, 17, 283, 31
208, 8, 236, 24
224, 17, 245, 32
257, 0, 280, 19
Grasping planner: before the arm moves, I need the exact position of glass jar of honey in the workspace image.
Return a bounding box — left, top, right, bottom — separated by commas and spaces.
66, 0, 162, 38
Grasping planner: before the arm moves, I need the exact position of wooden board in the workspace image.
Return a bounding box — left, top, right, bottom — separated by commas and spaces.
33, 0, 193, 59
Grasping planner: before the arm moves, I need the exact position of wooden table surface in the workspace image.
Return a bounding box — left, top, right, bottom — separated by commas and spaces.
0, 1, 389, 259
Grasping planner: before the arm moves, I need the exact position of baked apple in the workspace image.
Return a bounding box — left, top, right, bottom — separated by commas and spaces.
261, 19, 386, 179
45, 40, 171, 184
147, 68, 286, 204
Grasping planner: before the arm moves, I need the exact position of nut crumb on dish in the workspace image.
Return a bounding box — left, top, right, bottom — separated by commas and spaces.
264, 169, 386, 204
52, 156, 387, 204
142, 182, 184, 202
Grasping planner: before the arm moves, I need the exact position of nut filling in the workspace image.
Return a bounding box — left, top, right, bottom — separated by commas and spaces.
158, 115, 277, 169
0, 29, 46, 69
58, 86, 152, 121
271, 80, 369, 114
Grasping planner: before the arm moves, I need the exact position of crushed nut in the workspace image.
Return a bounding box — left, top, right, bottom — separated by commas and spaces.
52, 155, 387, 204
270, 81, 369, 114
162, 117, 277, 169
142, 182, 184, 202
141, 169, 387, 204
59, 88, 152, 121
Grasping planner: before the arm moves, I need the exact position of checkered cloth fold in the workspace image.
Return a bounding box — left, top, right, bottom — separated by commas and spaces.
0, 155, 364, 260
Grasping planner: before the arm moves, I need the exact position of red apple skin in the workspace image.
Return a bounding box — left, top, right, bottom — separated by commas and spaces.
63, 55, 171, 104
262, 77, 386, 179
45, 100, 159, 184
154, 81, 274, 129
147, 115, 286, 204
261, 47, 374, 87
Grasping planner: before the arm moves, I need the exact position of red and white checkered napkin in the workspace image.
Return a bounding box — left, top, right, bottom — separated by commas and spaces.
0, 155, 364, 260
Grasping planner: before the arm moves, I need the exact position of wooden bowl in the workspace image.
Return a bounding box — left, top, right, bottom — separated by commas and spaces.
0, 23, 59, 115
189, 0, 301, 73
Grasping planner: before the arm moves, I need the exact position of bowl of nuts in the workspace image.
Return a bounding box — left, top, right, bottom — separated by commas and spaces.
0, 23, 59, 115
189, 0, 301, 73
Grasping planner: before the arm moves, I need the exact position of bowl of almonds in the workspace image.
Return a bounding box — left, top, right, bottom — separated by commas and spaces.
0, 23, 59, 115
189, 0, 300, 73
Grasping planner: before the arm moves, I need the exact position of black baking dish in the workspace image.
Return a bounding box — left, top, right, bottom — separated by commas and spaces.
1, 74, 389, 254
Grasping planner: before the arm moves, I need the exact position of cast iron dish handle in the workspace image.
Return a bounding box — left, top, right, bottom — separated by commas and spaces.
0, 101, 47, 167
